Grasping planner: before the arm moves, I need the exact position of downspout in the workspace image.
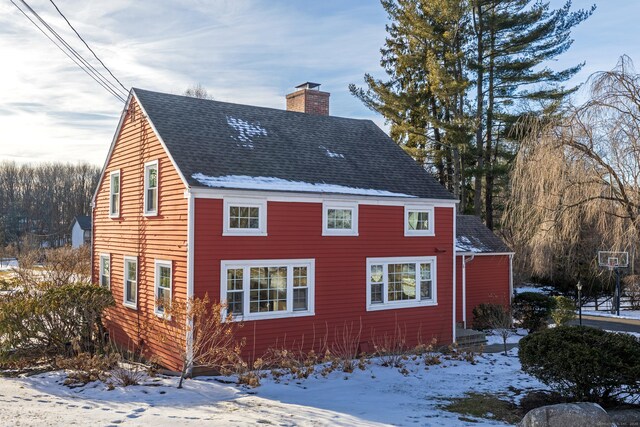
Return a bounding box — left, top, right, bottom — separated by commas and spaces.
452, 211, 457, 343
185, 189, 195, 375
462, 254, 475, 328
508, 253, 514, 302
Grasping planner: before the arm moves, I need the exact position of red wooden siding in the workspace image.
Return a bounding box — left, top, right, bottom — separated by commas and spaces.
455, 255, 511, 327
92, 99, 188, 370
194, 200, 455, 362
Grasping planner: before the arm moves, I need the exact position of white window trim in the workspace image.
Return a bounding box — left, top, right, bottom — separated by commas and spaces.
154, 259, 172, 317
223, 198, 267, 236
404, 205, 435, 236
143, 160, 159, 216
109, 170, 121, 218
366, 256, 437, 312
123, 256, 138, 309
220, 258, 315, 321
99, 253, 110, 290
322, 201, 358, 236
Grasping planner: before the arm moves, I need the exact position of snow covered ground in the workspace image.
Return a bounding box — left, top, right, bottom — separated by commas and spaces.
0, 349, 544, 426
583, 309, 640, 320
0, 258, 17, 271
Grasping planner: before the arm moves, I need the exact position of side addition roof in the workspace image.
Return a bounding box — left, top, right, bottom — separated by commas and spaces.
456, 215, 512, 254
132, 88, 456, 200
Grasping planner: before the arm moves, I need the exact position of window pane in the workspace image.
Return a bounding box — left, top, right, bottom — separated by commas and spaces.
159, 266, 171, 289
293, 288, 307, 311
371, 282, 383, 304
227, 291, 243, 315
111, 175, 119, 192
147, 188, 157, 212
249, 266, 287, 313
387, 263, 416, 301
227, 268, 243, 290
293, 266, 307, 287
327, 208, 352, 229
127, 261, 136, 281
229, 205, 260, 229
408, 211, 429, 231
370, 264, 383, 283
148, 167, 157, 187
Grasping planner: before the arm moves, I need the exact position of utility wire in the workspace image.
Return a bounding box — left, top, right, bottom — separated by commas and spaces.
17, 0, 128, 100
9, 0, 126, 103
47, 0, 129, 94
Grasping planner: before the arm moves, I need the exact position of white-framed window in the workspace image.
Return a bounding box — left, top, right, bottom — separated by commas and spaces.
123, 256, 138, 309
220, 259, 315, 321
404, 205, 434, 236
366, 256, 437, 311
223, 198, 267, 236
99, 254, 110, 289
144, 160, 158, 216
322, 201, 358, 236
109, 170, 120, 217
154, 260, 172, 316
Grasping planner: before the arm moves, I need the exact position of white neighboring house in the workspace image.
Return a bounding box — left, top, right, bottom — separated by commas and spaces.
71, 215, 91, 248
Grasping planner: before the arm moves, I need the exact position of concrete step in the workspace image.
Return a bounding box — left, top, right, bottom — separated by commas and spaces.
455, 327, 487, 348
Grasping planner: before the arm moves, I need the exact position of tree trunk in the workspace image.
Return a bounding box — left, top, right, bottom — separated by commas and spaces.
484, 14, 496, 230
474, 2, 485, 217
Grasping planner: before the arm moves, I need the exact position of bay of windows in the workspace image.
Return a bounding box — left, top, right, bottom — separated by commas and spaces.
367, 257, 436, 310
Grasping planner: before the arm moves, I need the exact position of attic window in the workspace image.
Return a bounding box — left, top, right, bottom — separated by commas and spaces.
404, 205, 434, 236
322, 202, 358, 236
109, 170, 120, 217
223, 198, 267, 236
144, 161, 158, 216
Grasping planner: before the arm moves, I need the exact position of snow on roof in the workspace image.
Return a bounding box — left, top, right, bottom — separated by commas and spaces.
319, 146, 345, 159
455, 236, 488, 253
192, 173, 417, 197
226, 116, 267, 148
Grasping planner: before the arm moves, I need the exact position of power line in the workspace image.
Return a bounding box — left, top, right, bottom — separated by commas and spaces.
47, 0, 128, 94
17, 0, 128, 100
9, 0, 126, 103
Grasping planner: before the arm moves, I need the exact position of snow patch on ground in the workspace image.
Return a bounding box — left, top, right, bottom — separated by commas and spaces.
485, 330, 527, 346
605, 329, 640, 339
0, 349, 544, 426
583, 309, 640, 320
0, 258, 17, 271
226, 116, 267, 148
192, 173, 417, 198
513, 285, 555, 295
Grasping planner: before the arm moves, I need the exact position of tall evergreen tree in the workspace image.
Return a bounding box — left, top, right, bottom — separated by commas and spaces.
352, 0, 593, 227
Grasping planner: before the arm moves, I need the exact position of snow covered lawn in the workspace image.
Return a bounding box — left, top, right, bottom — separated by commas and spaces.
582, 309, 640, 320
0, 349, 545, 426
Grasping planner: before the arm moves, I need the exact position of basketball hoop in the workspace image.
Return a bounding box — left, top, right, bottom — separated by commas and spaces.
597, 250, 629, 316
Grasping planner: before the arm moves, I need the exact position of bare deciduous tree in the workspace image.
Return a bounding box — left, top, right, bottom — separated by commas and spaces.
505, 56, 640, 286
183, 83, 214, 100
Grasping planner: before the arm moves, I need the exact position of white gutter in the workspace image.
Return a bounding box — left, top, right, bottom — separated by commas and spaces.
508, 253, 514, 302
185, 189, 195, 375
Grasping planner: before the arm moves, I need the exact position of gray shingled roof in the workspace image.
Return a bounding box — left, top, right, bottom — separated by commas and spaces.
456, 215, 512, 253
133, 88, 455, 200
74, 215, 91, 231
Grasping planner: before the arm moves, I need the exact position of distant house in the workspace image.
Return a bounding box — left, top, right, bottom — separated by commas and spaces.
92, 83, 512, 371
71, 215, 91, 248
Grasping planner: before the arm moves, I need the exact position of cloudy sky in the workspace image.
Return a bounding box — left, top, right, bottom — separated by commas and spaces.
0, 0, 638, 165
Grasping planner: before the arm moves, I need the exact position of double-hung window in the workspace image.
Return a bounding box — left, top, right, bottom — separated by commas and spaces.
144, 160, 158, 215
366, 256, 436, 311
123, 256, 138, 308
223, 198, 267, 236
322, 202, 358, 236
99, 254, 110, 289
155, 260, 172, 316
109, 170, 120, 217
404, 205, 434, 236
221, 259, 314, 320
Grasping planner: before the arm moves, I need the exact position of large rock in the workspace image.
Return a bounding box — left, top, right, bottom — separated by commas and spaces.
608, 409, 640, 427
518, 402, 614, 427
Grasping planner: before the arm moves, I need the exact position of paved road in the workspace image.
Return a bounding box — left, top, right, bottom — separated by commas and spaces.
567, 315, 640, 334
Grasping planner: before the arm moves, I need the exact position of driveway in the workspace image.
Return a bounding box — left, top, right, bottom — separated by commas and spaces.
568, 315, 640, 334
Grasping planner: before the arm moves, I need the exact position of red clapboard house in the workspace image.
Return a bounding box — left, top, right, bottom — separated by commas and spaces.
92, 83, 513, 371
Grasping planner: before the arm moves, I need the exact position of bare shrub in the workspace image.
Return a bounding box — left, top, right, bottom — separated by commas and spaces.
330, 321, 362, 373
258, 347, 319, 381
624, 276, 640, 310
14, 246, 91, 288
415, 338, 442, 366
108, 342, 150, 387
55, 341, 119, 387
159, 294, 245, 388
484, 305, 514, 356
371, 323, 408, 368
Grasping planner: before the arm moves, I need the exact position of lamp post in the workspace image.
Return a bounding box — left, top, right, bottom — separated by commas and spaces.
576, 281, 583, 326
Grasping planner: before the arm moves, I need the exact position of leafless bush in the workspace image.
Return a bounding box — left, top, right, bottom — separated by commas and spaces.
371, 323, 408, 368
159, 294, 246, 388
55, 341, 119, 387
330, 321, 363, 373
624, 276, 640, 310
414, 337, 442, 366
256, 347, 319, 382
14, 245, 91, 288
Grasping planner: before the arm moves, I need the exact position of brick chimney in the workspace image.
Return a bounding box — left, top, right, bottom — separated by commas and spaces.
286, 82, 330, 115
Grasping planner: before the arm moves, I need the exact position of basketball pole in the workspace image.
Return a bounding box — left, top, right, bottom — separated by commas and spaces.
615, 267, 621, 316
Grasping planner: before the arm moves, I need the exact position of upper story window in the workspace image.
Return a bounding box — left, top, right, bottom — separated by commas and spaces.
109, 170, 120, 217
154, 260, 172, 316
223, 198, 267, 236
221, 259, 315, 321
366, 256, 437, 311
144, 160, 158, 216
404, 205, 434, 236
322, 202, 358, 236
123, 256, 138, 309
99, 254, 110, 289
